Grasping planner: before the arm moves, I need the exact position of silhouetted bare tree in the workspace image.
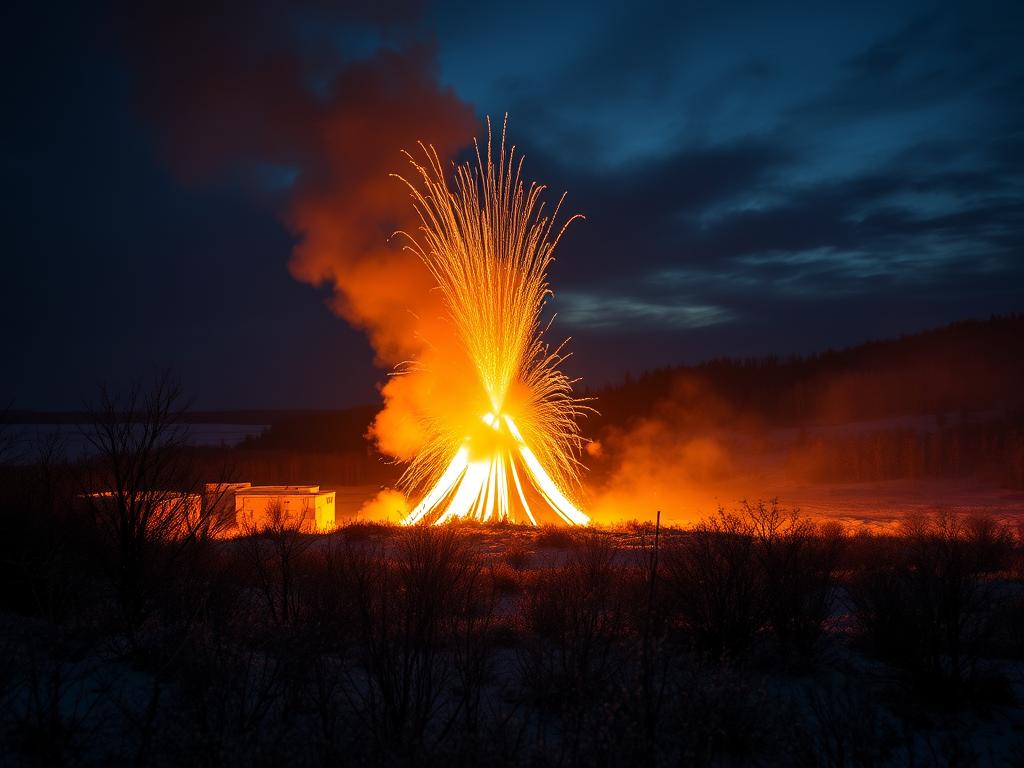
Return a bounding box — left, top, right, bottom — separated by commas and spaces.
79, 374, 230, 627
341, 526, 494, 762
238, 498, 315, 627
847, 512, 1013, 704
663, 508, 765, 659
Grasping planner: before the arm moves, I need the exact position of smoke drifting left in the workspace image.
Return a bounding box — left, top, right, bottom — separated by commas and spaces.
114, 1, 473, 353
111, 1, 477, 464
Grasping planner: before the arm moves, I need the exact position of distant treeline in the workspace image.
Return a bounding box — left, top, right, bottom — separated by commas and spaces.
582, 315, 1024, 488
236, 404, 379, 453
213, 315, 1024, 488
587, 314, 1024, 431
9, 316, 1019, 488
226, 448, 398, 487
231, 315, 1024, 459
787, 417, 1024, 487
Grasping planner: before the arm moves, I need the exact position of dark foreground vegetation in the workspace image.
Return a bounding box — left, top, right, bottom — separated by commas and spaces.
1, 396, 1023, 766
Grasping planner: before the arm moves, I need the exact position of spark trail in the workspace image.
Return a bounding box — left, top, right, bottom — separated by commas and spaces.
394, 117, 590, 526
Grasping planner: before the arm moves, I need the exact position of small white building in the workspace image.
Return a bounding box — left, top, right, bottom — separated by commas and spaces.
233, 484, 336, 532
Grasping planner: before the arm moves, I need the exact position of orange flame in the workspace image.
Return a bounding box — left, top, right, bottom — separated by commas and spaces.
392, 117, 590, 526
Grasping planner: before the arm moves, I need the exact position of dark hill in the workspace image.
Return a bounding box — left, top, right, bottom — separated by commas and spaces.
586, 314, 1024, 432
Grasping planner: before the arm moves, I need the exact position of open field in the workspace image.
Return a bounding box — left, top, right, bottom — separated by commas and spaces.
326, 476, 1024, 532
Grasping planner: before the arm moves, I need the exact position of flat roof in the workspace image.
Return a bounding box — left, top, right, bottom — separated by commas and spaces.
235, 484, 331, 497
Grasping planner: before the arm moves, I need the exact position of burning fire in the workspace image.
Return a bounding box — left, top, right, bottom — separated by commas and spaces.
394, 118, 590, 526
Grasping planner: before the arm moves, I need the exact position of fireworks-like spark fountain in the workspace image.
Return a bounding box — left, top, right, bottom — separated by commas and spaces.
395, 118, 590, 526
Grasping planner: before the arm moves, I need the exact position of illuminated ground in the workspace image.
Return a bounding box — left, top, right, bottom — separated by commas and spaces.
331, 477, 1024, 532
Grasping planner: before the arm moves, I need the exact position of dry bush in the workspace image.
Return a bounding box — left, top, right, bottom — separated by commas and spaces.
663, 500, 843, 662
341, 527, 496, 761
304, 533, 358, 652
962, 513, 1016, 573
517, 530, 628, 762
749, 501, 845, 659
847, 512, 1014, 705
138, 532, 346, 765
503, 538, 532, 569
161, 631, 293, 764
661, 663, 788, 767
662, 507, 765, 659
79, 375, 232, 628
0, 440, 99, 625
488, 561, 522, 594
520, 532, 622, 712
534, 525, 576, 549
1014, 522, 1024, 581
599, 520, 676, 763
790, 679, 897, 768
624, 518, 659, 535
4, 651, 102, 766
341, 520, 397, 542
236, 499, 317, 628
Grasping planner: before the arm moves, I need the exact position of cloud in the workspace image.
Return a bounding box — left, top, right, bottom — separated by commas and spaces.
114, 0, 1024, 361
105, 0, 1024, 393
558, 291, 734, 330
111, 0, 483, 452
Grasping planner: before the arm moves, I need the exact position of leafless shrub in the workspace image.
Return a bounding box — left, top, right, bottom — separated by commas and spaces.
341, 527, 495, 761
489, 561, 522, 594
534, 525, 576, 549
0, 433, 96, 624
610, 515, 675, 762
79, 374, 232, 627
624, 518, 659, 535
662, 500, 843, 662
236, 499, 316, 628
517, 531, 628, 763
305, 533, 357, 652
748, 501, 845, 659
847, 512, 1013, 704
503, 538, 532, 569
3, 636, 105, 766
342, 520, 397, 541
665, 663, 788, 767
449, 560, 499, 753
1012, 522, 1024, 582
3, 462, 1022, 766
662, 507, 765, 659
963, 513, 1016, 573
791, 679, 897, 768
162, 631, 291, 764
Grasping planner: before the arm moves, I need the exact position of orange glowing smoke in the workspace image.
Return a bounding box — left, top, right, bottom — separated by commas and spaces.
392, 118, 590, 526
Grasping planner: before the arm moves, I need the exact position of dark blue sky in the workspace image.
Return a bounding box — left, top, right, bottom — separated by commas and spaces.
4, 1, 1022, 410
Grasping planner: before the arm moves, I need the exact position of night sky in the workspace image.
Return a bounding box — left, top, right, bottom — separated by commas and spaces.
5, 1, 1023, 410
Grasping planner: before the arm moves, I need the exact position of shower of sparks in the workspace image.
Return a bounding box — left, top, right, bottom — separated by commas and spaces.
395, 117, 590, 526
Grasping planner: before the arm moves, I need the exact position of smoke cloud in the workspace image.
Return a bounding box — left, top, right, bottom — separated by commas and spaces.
113, 0, 477, 462
584, 376, 745, 525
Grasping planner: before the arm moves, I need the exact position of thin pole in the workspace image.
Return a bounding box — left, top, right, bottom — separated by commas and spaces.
648, 509, 661, 609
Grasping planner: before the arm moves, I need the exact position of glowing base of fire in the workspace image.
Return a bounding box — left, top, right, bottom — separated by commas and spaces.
402, 413, 589, 526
